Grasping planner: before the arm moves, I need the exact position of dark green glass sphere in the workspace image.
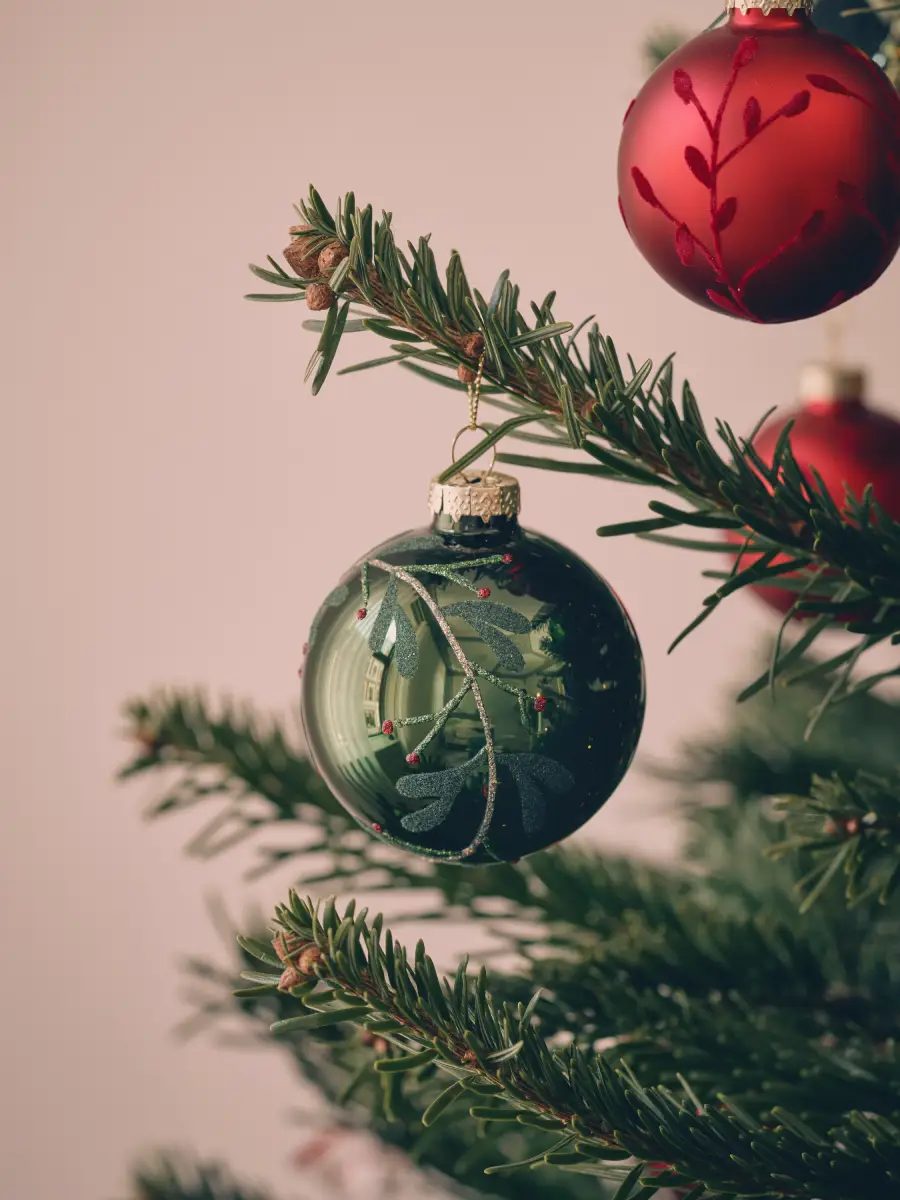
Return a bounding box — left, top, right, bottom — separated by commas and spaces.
302, 516, 645, 865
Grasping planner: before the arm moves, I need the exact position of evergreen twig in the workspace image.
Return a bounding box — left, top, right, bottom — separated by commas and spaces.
250, 187, 900, 713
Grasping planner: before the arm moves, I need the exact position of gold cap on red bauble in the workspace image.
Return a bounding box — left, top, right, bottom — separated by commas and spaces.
725, 1, 813, 13
798, 361, 866, 410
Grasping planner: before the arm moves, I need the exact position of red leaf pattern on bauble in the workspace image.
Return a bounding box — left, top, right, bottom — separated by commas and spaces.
807, 73, 851, 96
673, 68, 694, 103
743, 96, 761, 138
802, 210, 826, 239
631, 167, 659, 208
733, 38, 758, 69
706, 289, 746, 317
781, 90, 811, 117
685, 145, 712, 187
713, 197, 738, 233
675, 225, 695, 265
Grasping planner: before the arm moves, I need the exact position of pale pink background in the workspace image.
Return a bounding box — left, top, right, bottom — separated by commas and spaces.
4, 2, 899, 1197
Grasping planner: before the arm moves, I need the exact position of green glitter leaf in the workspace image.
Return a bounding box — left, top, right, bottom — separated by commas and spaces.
324, 584, 350, 607
398, 748, 486, 833
392, 602, 420, 679
496, 753, 575, 835
443, 601, 530, 672
308, 582, 351, 648
369, 576, 399, 656
368, 576, 419, 678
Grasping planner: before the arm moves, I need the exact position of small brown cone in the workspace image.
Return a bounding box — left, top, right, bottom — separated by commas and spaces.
458, 363, 477, 385
278, 966, 304, 992
284, 241, 320, 279
298, 945, 325, 975
460, 332, 485, 358
318, 242, 348, 273
306, 283, 335, 312
272, 932, 307, 963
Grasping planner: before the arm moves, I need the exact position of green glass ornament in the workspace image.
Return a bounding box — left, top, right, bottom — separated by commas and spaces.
302, 468, 645, 865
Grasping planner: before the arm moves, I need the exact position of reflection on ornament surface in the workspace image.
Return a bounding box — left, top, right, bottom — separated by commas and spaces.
302, 527, 645, 865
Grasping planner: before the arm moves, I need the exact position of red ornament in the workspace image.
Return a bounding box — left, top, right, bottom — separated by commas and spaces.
406, 752, 421, 766
381, 719, 394, 736
356, 607, 368, 621
502, 553, 514, 564
729, 363, 900, 616
477, 587, 491, 599
618, 3, 900, 324
533, 695, 548, 713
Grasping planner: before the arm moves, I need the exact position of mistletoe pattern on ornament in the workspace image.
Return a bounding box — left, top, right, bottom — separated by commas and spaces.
626, 37, 900, 321
356, 553, 574, 860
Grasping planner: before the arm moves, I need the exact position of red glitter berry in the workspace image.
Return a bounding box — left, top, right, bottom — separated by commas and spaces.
406, 752, 421, 766
381, 719, 394, 736
372, 823, 383, 834
357, 608, 368, 621
502, 554, 513, 565
533, 695, 548, 713
478, 587, 491, 600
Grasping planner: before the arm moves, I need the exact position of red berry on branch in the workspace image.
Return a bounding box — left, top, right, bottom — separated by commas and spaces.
357, 608, 368, 621
534, 695, 548, 713
372, 823, 383, 834
381, 719, 394, 736
406, 752, 421, 766
502, 554, 514, 564
478, 587, 491, 599
845, 817, 861, 836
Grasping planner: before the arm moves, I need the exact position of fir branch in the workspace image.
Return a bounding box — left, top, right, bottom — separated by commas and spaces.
251, 186, 900, 711
118, 691, 346, 862
118, 690, 682, 934
244, 893, 900, 1199
130, 1154, 270, 1200
179, 940, 605, 1200
770, 771, 900, 910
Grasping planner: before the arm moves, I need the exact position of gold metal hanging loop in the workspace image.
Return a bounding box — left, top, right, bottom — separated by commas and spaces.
450, 423, 498, 475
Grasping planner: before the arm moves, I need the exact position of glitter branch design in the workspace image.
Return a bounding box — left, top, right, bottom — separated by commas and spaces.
361, 555, 571, 859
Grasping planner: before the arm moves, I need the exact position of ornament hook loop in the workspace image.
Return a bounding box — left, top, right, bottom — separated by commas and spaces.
450, 423, 498, 477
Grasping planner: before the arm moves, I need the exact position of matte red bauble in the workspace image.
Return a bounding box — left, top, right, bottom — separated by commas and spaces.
617, 0, 900, 324
729, 363, 900, 616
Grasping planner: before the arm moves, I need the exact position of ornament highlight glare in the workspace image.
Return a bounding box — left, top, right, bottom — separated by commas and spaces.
301, 469, 645, 866
618, 1, 900, 323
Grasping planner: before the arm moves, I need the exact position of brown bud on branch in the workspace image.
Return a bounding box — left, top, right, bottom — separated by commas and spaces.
318, 242, 348, 274
306, 283, 335, 312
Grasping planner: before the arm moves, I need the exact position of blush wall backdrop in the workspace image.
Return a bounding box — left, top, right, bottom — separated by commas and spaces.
4, 1, 899, 1197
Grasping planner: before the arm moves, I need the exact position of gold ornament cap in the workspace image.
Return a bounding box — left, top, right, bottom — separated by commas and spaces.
799, 361, 866, 409
726, 0, 813, 13
429, 469, 521, 527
